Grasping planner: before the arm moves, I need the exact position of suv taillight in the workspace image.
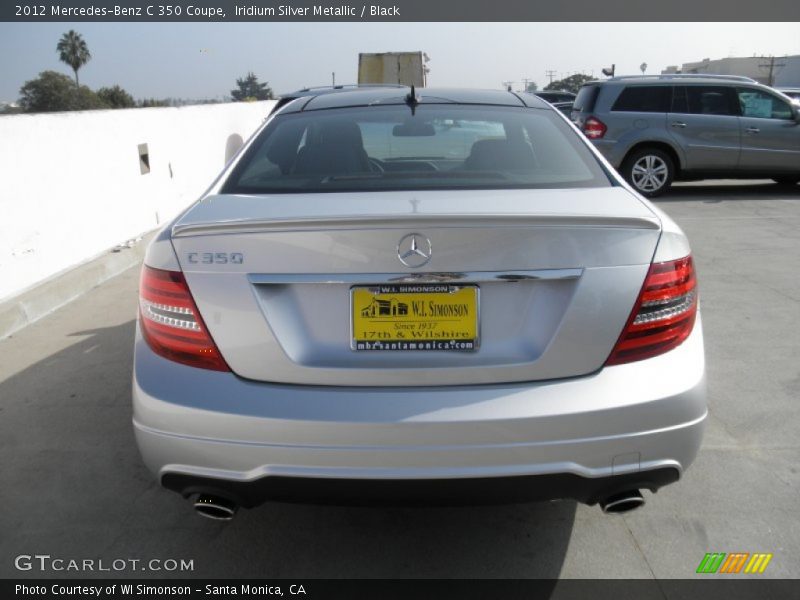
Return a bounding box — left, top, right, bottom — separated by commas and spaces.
138, 266, 229, 372
606, 255, 698, 366
582, 116, 607, 139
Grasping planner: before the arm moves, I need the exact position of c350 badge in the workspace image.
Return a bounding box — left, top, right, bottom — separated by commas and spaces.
186, 252, 244, 265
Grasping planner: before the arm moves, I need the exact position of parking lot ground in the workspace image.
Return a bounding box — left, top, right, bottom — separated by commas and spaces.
1, 180, 799, 580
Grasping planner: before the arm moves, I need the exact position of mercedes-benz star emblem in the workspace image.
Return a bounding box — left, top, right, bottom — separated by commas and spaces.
397, 233, 432, 268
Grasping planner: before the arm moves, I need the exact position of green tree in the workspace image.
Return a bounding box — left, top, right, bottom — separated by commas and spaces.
139, 98, 171, 108
97, 85, 136, 108
18, 71, 107, 113
545, 74, 594, 94
231, 72, 273, 101
57, 30, 92, 89
0, 104, 23, 116
525, 81, 539, 92
73, 86, 108, 110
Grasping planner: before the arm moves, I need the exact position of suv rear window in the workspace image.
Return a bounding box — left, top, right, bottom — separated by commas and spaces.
611, 86, 671, 113
573, 85, 600, 112
222, 104, 611, 194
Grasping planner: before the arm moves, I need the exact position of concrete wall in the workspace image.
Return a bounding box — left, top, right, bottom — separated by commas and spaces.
0, 100, 275, 303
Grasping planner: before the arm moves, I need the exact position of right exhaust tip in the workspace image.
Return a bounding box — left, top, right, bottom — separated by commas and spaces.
600, 490, 645, 514
194, 494, 238, 521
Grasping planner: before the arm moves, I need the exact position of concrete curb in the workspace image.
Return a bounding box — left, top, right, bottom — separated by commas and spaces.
0, 231, 156, 340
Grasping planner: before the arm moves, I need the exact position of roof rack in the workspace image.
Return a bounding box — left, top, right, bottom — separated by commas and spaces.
609, 74, 758, 83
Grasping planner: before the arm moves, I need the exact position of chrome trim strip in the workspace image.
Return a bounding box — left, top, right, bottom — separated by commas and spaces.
248, 269, 582, 285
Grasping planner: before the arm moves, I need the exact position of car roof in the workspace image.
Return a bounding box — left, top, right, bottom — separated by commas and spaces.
277, 83, 405, 99
535, 90, 576, 96
583, 74, 763, 87
275, 86, 550, 114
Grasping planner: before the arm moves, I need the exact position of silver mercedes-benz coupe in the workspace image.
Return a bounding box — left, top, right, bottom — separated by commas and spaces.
133, 87, 705, 520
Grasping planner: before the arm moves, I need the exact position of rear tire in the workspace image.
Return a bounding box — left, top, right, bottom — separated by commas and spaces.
773, 176, 800, 186
621, 148, 675, 198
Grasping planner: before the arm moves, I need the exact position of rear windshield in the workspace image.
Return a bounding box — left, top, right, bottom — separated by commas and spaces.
221, 104, 610, 194
572, 85, 600, 113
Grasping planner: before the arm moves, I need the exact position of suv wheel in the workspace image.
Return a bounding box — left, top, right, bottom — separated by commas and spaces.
773, 176, 800, 186
622, 148, 674, 198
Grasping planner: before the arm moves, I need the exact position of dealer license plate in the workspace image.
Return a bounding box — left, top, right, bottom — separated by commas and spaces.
351, 284, 479, 351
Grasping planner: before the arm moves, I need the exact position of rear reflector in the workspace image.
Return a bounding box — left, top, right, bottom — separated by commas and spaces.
606, 255, 697, 365
582, 116, 607, 139
139, 266, 229, 372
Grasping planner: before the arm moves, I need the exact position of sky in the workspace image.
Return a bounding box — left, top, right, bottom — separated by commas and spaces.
0, 22, 798, 102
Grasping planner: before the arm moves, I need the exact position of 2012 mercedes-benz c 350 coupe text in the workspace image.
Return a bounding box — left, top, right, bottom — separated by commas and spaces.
132, 87, 706, 520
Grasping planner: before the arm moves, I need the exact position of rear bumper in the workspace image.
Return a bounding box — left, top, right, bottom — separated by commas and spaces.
162, 469, 680, 508
591, 140, 625, 168
132, 316, 706, 506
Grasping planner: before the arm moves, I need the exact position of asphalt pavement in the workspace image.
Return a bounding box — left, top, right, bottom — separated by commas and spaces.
1, 180, 798, 580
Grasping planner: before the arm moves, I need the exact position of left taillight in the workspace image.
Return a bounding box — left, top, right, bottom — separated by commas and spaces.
138, 265, 229, 372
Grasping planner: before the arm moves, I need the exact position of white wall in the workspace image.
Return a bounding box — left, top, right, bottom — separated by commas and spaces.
0, 100, 274, 302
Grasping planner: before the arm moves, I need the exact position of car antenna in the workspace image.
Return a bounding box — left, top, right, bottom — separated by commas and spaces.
405, 84, 419, 116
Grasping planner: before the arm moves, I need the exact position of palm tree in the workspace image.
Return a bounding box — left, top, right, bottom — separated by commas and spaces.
56, 30, 91, 89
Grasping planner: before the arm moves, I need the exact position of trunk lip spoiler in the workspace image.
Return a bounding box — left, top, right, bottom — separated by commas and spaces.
171, 214, 661, 238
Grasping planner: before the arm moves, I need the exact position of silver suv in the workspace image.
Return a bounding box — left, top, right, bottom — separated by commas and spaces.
571, 75, 800, 196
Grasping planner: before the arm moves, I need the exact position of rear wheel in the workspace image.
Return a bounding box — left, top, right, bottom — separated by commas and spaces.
773, 176, 800, 186
622, 148, 674, 198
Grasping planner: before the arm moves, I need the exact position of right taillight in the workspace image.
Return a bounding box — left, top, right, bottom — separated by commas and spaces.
606, 255, 698, 366
138, 265, 229, 372
582, 116, 607, 139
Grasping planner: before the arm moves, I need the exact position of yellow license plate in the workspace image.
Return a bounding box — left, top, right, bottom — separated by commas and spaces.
351, 284, 479, 351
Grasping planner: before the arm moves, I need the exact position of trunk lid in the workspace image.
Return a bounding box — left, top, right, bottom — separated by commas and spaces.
171, 188, 660, 386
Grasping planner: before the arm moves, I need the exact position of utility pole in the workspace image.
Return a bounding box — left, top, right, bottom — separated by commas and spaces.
545, 70, 557, 85
332, 72, 336, 86
758, 55, 786, 86
522, 77, 533, 92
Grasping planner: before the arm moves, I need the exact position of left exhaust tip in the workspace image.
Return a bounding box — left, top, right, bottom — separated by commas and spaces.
193, 494, 238, 521
600, 490, 645, 514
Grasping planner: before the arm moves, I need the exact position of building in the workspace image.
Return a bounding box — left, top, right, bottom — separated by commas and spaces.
662, 55, 800, 87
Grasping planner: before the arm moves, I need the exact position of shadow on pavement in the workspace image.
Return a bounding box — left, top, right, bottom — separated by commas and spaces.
0, 319, 575, 581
